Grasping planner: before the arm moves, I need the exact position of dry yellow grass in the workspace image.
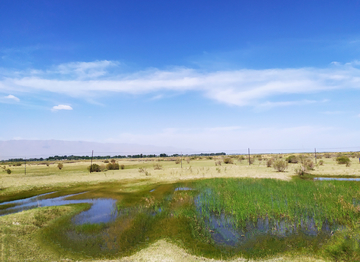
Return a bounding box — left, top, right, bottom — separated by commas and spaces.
1, 156, 359, 196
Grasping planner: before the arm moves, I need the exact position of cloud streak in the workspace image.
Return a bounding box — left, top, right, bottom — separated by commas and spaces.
1, 60, 360, 107
4, 94, 20, 102
51, 105, 73, 111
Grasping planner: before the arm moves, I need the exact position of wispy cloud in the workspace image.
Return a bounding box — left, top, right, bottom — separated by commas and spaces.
4, 94, 20, 102
1, 60, 360, 107
257, 99, 320, 109
52, 60, 120, 79
51, 105, 73, 111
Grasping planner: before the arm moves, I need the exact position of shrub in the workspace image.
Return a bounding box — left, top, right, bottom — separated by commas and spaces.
266, 158, 273, 168
138, 167, 150, 176
285, 155, 298, 163
239, 155, 246, 161
153, 163, 162, 170
294, 165, 306, 176
6, 168, 11, 174
324, 153, 331, 158
272, 159, 288, 172
215, 160, 222, 166
294, 159, 315, 176
106, 163, 120, 170
110, 159, 116, 164
100, 164, 106, 171
319, 160, 324, 165
223, 157, 233, 164
120, 164, 125, 170
302, 159, 315, 170
57, 163, 63, 170
175, 158, 181, 164
104, 160, 109, 163
88, 164, 101, 172
336, 156, 350, 166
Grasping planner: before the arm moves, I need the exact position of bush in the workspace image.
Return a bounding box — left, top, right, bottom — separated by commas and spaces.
285, 155, 298, 163
319, 160, 324, 165
120, 164, 125, 170
104, 160, 109, 163
100, 164, 106, 171
294, 159, 315, 176
294, 165, 306, 176
272, 159, 288, 172
302, 159, 315, 170
6, 168, 11, 174
106, 163, 120, 170
175, 158, 181, 164
88, 164, 101, 172
223, 157, 233, 164
324, 153, 331, 158
266, 158, 273, 168
138, 167, 150, 176
336, 156, 351, 166
57, 163, 63, 170
215, 160, 222, 166
153, 163, 162, 170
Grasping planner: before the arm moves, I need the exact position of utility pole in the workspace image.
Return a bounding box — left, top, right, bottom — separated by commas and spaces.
90, 150, 94, 173
181, 152, 183, 168
248, 148, 251, 165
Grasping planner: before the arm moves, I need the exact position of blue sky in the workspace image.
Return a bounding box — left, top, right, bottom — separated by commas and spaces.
1, 0, 360, 154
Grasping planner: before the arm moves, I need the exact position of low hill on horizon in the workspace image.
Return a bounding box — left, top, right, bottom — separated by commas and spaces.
0, 140, 186, 160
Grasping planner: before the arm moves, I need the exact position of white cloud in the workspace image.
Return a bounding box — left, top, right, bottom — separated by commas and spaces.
51, 105, 73, 111
4, 94, 20, 102
1, 61, 360, 107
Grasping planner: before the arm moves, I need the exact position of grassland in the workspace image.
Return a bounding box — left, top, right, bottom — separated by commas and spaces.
0, 153, 359, 261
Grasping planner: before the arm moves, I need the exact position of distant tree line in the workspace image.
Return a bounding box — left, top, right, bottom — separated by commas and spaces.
1, 152, 226, 162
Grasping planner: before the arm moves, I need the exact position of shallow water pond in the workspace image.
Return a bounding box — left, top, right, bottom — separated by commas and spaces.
0, 178, 359, 259
314, 177, 360, 181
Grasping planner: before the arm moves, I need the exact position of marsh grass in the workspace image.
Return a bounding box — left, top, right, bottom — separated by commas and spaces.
194, 178, 360, 228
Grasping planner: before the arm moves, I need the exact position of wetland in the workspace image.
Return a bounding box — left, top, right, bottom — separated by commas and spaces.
1, 154, 360, 261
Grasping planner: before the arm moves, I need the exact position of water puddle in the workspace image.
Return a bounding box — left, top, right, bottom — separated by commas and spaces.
203, 213, 336, 246
174, 187, 193, 191
315, 177, 360, 181
0, 193, 119, 224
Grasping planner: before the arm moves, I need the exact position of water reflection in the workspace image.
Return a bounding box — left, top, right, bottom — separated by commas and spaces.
0, 193, 119, 224
204, 213, 335, 246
